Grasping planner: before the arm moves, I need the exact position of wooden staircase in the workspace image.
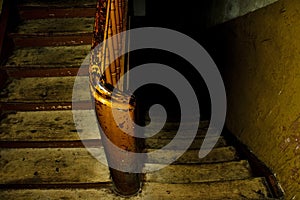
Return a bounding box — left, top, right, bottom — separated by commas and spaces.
0, 0, 281, 199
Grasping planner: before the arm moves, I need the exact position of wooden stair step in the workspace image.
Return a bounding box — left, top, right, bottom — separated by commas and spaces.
145, 120, 209, 129
18, 7, 96, 21
0, 178, 273, 199
144, 127, 214, 140
0, 76, 90, 103
0, 110, 99, 141
145, 136, 227, 150
18, 0, 98, 8
144, 120, 210, 139
4, 45, 90, 68
15, 18, 94, 35
0, 148, 110, 184
147, 146, 238, 164
145, 129, 218, 140
11, 18, 94, 46
18, 2, 97, 20
143, 178, 271, 200
145, 160, 253, 184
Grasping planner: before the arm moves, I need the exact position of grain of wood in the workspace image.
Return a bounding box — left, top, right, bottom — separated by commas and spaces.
18, 0, 98, 7
147, 146, 238, 164
0, 178, 271, 199
145, 136, 227, 149
0, 148, 110, 184
141, 178, 271, 200
0, 110, 100, 141
16, 18, 94, 34
5, 45, 90, 68
145, 160, 252, 183
0, 76, 90, 102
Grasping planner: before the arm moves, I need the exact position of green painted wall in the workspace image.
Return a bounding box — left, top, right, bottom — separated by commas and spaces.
213, 0, 300, 198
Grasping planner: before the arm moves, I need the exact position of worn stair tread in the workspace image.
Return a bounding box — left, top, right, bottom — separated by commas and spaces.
0, 110, 100, 141
141, 178, 272, 200
145, 119, 209, 129
144, 127, 216, 140
147, 146, 239, 164
4, 45, 90, 68
144, 120, 211, 138
145, 160, 252, 183
145, 136, 227, 150
13, 18, 94, 35
0, 148, 109, 184
0, 178, 272, 200
18, 0, 97, 8
143, 178, 271, 200
0, 76, 90, 103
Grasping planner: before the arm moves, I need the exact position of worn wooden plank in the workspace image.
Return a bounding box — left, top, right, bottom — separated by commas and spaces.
142, 178, 271, 200
4, 45, 90, 68
147, 146, 238, 164
144, 120, 210, 138
0, 148, 110, 184
0, 140, 102, 148
0, 178, 272, 200
6, 67, 89, 78
18, 7, 97, 20
144, 128, 212, 140
145, 136, 227, 150
11, 34, 93, 47
17, 0, 97, 8
0, 76, 90, 103
15, 18, 94, 35
145, 160, 252, 183
0, 110, 100, 141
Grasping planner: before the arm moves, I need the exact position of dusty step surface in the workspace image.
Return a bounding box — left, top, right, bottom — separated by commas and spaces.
144, 120, 211, 139
144, 160, 253, 183
147, 146, 238, 164
141, 178, 272, 200
144, 128, 217, 140
0, 178, 272, 200
4, 45, 90, 68
10, 18, 94, 46
18, 0, 98, 8
0, 110, 99, 141
0, 148, 109, 184
0, 76, 90, 103
14, 18, 94, 35
17, 0, 97, 20
145, 136, 227, 150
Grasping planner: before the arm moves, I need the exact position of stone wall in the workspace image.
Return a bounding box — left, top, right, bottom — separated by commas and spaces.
207, 0, 300, 198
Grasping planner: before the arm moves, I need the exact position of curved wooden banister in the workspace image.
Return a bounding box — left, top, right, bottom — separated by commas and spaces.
90, 0, 141, 196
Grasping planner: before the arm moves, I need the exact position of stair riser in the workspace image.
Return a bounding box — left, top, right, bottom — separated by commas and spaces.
18, 7, 96, 20
12, 34, 92, 47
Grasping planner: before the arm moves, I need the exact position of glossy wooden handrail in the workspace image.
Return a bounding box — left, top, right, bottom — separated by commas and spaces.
90, 0, 141, 196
